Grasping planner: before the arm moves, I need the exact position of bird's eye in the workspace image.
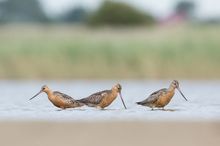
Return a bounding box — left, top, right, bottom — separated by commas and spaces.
43, 88, 45, 90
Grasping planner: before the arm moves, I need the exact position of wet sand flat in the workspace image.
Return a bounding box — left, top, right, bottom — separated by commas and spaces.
0, 121, 219, 146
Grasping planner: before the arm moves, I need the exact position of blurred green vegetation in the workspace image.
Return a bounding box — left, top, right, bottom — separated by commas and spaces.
0, 25, 220, 79
88, 1, 155, 26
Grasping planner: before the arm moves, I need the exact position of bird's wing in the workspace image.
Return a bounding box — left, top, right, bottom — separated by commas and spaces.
149, 88, 167, 96
53, 91, 75, 102
78, 90, 110, 105
138, 88, 167, 104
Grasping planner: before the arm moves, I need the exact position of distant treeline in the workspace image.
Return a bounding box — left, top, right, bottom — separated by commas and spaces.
0, 0, 196, 26
3, 0, 214, 25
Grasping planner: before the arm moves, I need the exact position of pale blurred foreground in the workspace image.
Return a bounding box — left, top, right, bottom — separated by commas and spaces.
0, 122, 219, 146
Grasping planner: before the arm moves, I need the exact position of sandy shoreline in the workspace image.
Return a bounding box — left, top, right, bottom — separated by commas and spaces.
0, 121, 219, 146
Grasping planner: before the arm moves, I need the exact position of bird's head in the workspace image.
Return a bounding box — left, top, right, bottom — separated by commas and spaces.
112, 83, 122, 93
171, 80, 188, 101
112, 83, 127, 109
29, 85, 50, 100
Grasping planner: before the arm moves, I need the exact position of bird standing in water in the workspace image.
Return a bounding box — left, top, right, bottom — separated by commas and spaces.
77, 83, 127, 109
136, 80, 187, 110
29, 85, 84, 109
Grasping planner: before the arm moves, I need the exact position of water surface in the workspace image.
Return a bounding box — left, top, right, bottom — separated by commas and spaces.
0, 80, 219, 121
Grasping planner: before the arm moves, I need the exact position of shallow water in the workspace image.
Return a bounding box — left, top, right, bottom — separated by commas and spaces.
0, 80, 220, 121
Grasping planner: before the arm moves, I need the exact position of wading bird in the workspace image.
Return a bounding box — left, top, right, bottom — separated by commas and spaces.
136, 80, 187, 110
29, 85, 84, 109
77, 84, 127, 109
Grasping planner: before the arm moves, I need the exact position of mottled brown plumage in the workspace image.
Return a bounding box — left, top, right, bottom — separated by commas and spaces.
77, 84, 127, 109
29, 85, 84, 109
137, 80, 187, 110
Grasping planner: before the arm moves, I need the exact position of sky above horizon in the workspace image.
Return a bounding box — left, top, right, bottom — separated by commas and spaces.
39, 0, 220, 19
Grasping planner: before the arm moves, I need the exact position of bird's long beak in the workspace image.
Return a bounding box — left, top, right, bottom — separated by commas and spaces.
29, 90, 42, 100
119, 92, 127, 109
177, 87, 188, 101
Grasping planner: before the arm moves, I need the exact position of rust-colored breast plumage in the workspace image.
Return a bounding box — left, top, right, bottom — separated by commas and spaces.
155, 91, 175, 107
98, 91, 118, 108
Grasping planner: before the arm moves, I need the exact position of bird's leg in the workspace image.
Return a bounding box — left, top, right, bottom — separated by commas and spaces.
151, 108, 154, 111
162, 107, 165, 111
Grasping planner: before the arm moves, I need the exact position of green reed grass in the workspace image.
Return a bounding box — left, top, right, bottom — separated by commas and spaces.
0, 25, 219, 79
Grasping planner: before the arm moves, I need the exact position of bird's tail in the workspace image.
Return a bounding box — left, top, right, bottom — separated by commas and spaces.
77, 98, 89, 104
74, 100, 85, 107
76, 99, 97, 107
136, 101, 143, 105
76, 99, 84, 104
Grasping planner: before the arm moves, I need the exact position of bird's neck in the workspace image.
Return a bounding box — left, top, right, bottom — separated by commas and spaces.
168, 86, 176, 93
44, 90, 53, 98
111, 89, 119, 98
